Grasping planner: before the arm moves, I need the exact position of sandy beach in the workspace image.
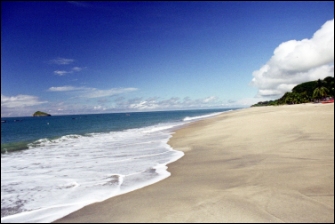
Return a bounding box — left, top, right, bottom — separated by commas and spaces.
55, 103, 334, 223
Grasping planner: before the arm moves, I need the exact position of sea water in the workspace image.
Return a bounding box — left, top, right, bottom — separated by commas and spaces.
1, 109, 234, 223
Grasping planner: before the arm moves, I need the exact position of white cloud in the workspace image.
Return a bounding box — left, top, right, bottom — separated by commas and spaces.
93, 105, 106, 111
72, 67, 84, 72
49, 57, 74, 65
251, 18, 334, 98
202, 96, 217, 103
1, 94, 47, 109
222, 97, 260, 107
81, 87, 138, 98
47, 86, 138, 98
54, 70, 73, 76
48, 86, 88, 92
53, 67, 84, 76
129, 100, 159, 110
116, 96, 225, 111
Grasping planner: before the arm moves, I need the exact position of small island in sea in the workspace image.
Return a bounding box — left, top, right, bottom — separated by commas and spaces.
33, 111, 51, 117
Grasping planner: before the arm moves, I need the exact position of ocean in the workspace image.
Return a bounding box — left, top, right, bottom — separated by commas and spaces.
1, 108, 235, 223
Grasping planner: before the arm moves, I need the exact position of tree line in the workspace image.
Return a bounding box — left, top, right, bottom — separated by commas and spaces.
252, 76, 334, 107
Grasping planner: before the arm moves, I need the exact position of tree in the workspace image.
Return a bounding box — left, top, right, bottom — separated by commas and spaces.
313, 79, 329, 102
250, 77, 333, 107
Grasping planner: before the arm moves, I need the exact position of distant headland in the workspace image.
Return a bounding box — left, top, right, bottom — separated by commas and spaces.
251, 76, 334, 107
33, 111, 51, 117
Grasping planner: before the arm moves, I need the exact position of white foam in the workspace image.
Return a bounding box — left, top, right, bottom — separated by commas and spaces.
143, 123, 182, 133
1, 122, 184, 223
1, 109, 228, 223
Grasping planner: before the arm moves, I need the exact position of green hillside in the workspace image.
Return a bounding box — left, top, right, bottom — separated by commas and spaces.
252, 76, 334, 107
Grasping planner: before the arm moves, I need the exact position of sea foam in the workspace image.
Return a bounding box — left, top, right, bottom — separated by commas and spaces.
1, 111, 225, 223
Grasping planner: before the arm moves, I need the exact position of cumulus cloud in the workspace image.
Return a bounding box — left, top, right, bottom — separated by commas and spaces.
251, 18, 334, 98
49, 57, 74, 65
48, 86, 138, 98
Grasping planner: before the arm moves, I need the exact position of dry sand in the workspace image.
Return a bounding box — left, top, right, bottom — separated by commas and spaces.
55, 103, 334, 223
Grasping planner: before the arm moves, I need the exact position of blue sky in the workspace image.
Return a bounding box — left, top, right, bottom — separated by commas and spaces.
1, 1, 334, 117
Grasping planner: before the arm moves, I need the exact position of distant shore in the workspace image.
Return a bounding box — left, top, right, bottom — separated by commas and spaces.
55, 103, 334, 223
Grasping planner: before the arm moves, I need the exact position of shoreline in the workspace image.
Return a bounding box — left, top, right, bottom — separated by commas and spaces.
55, 103, 334, 223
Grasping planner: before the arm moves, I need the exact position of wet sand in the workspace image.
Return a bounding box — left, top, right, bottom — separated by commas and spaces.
55, 103, 334, 223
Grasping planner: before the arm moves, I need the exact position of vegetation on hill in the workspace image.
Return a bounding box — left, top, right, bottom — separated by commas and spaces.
33, 111, 51, 117
252, 76, 334, 107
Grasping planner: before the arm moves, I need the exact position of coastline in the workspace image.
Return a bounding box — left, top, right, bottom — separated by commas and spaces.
55, 103, 334, 223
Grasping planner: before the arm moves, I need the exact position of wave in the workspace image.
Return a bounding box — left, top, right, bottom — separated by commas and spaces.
1, 109, 233, 222
1, 122, 184, 223
1, 141, 30, 154
1, 135, 84, 154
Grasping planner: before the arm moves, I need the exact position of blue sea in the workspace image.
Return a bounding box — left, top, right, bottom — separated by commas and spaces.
1, 108, 235, 223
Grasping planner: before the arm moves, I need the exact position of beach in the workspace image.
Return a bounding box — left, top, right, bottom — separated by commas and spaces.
55, 103, 334, 223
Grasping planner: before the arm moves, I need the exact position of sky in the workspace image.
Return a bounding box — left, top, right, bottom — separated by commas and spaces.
1, 1, 334, 117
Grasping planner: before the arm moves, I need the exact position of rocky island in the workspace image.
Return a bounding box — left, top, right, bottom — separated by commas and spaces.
33, 111, 51, 117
